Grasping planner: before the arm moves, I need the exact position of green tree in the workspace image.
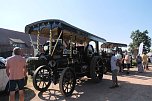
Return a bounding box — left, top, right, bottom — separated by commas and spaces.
129, 30, 151, 53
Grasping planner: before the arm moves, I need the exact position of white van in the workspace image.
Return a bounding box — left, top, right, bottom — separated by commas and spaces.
0, 58, 9, 92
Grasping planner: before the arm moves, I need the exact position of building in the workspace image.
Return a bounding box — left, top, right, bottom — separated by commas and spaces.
0, 28, 48, 58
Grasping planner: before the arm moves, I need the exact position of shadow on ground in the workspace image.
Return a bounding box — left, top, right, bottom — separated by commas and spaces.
0, 87, 36, 101
37, 64, 152, 101
37, 76, 152, 101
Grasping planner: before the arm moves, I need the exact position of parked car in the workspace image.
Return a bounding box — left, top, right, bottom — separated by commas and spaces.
0, 57, 6, 64
0, 57, 9, 92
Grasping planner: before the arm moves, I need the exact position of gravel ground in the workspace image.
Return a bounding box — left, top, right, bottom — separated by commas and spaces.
1, 64, 152, 101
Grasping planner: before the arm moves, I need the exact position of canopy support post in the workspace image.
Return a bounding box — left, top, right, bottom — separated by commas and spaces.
49, 29, 52, 55
36, 31, 40, 56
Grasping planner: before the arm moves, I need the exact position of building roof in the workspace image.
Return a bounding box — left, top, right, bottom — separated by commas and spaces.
0, 28, 48, 47
9, 38, 25, 44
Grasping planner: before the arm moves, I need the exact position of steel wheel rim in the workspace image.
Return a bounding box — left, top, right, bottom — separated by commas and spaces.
35, 68, 51, 89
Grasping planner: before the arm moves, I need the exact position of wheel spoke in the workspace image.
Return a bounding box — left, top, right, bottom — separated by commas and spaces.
42, 69, 45, 78
64, 83, 68, 92
66, 84, 69, 92
64, 78, 73, 93
42, 82, 45, 88
43, 81, 47, 86
69, 83, 72, 88
38, 81, 42, 86
40, 70, 43, 75
95, 60, 101, 76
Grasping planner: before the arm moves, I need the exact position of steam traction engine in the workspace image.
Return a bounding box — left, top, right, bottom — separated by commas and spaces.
25, 19, 106, 96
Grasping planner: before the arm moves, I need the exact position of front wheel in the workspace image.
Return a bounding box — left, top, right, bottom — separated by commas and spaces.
33, 65, 52, 92
59, 67, 76, 96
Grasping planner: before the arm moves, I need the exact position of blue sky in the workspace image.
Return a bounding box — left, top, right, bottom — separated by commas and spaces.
0, 0, 152, 46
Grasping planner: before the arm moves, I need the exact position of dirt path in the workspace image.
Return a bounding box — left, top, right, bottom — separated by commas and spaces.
1, 64, 152, 101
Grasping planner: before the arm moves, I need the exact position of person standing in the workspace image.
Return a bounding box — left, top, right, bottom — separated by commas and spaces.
110, 50, 119, 88
115, 51, 123, 73
136, 55, 144, 73
124, 51, 131, 74
6, 47, 27, 101
142, 52, 149, 70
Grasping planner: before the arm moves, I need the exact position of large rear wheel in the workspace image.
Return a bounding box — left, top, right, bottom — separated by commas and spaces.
59, 67, 76, 96
102, 59, 108, 74
33, 65, 52, 92
90, 56, 104, 83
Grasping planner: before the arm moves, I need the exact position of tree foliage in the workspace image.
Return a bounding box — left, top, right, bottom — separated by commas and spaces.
129, 30, 151, 52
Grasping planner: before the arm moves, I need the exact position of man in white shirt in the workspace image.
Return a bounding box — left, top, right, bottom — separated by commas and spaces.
110, 50, 119, 88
